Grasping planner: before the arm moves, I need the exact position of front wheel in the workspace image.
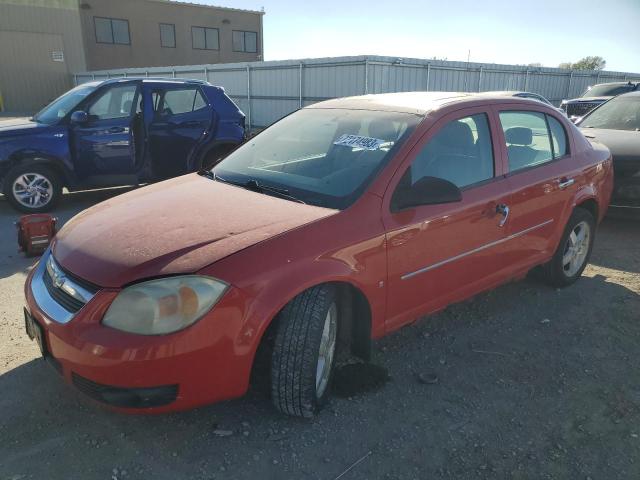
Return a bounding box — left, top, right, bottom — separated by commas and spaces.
271, 285, 338, 417
539, 208, 596, 287
3, 164, 62, 213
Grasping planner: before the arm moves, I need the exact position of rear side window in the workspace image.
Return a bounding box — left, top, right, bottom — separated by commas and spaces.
155, 88, 208, 116
405, 113, 495, 189
547, 116, 568, 158
499, 111, 553, 172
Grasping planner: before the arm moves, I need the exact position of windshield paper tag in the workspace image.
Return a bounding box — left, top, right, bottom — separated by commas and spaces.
333, 134, 385, 151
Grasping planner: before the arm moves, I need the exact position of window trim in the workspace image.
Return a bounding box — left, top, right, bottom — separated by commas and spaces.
159, 22, 176, 49
94, 16, 131, 46
232, 30, 258, 53
191, 26, 219, 51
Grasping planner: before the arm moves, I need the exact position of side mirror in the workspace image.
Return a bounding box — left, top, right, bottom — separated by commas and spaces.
70, 110, 89, 124
391, 176, 462, 212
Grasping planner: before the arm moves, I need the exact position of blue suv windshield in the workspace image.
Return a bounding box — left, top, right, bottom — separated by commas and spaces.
33, 84, 97, 124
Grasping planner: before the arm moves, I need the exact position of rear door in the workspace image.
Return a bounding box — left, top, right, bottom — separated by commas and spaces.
382, 107, 514, 332
496, 107, 577, 269
146, 84, 213, 179
71, 82, 140, 180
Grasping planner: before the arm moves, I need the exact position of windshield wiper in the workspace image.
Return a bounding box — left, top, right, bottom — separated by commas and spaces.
203, 171, 305, 204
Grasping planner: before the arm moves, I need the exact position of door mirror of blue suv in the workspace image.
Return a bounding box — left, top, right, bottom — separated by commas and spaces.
70, 110, 89, 125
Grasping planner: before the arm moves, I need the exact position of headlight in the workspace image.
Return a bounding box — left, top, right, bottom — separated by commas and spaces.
103, 276, 228, 335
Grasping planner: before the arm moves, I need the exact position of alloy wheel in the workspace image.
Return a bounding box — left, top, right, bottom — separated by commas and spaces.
12, 173, 53, 209
315, 302, 337, 399
562, 220, 591, 277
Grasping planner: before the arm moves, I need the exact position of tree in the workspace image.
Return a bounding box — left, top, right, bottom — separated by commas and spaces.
528, 62, 543, 68
558, 56, 606, 71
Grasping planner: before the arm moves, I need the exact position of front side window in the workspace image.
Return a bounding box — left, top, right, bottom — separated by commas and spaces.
233, 30, 258, 53
192, 26, 219, 50
213, 109, 420, 209
154, 88, 208, 116
579, 95, 640, 131
94, 17, 130, 45
499, 111, 554, 172
403, 114, 495, 190
160, 23, 176, 48
87, 84, 138, 121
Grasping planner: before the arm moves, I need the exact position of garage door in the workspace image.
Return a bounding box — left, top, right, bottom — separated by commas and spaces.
0, 30, 72, 113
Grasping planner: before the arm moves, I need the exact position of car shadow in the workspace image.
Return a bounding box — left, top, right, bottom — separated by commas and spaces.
590, 215, 640, 274
0, 187, 136, 280
1, 273, 639, 479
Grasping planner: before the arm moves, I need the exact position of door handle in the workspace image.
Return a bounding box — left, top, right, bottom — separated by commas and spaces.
558, 178, 575, 189
496, 203, 510, 227
108, 126, 126, 133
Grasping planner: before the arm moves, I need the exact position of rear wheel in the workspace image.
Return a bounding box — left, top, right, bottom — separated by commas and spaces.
3, 164, 62, 213
271, 285, 338, 417
538, 208, 595, 287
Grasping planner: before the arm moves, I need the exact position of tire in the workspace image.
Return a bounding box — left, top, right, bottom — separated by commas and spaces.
271, 285, 339, 417
2, 164, 62, 213
538, 208, 596, 288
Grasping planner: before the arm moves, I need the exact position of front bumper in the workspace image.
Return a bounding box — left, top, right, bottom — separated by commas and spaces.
24, 254, 259, 413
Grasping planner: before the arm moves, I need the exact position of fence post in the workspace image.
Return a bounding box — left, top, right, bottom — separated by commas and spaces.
92, 73, 96, 80
524, 70, 529, 92
478, 66, 483, 92
204, 67, 209, 82
566, 71, 573, 97
172, 69, 176, 78
246, 65, 252, 131
145, 70, 149, 77
364, 58, 369, 94
298, 62, 303, 108
73, 74, 78, 86
426, 63, 430, 91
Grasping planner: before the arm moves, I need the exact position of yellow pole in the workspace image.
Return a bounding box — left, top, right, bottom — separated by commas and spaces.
0, 90, 4, 112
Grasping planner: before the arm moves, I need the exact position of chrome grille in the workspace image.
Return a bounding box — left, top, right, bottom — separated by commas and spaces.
566, 102, 602, 118
31, 252, 99, 323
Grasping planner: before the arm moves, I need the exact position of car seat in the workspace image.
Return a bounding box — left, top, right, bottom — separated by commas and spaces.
505, 127, 537, 170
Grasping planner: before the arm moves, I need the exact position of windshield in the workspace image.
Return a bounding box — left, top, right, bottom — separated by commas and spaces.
33, 84, 97, 124
581, 84, 635, 98
213, 108, 420, 209
579, 95, 640, 131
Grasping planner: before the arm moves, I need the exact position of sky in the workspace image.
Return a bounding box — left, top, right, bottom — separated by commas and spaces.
184, 0, 640, 72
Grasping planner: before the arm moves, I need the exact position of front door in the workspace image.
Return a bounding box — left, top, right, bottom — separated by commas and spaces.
71, 82, 140, 182
146, 85, 214, 179
382, 107, 513, 332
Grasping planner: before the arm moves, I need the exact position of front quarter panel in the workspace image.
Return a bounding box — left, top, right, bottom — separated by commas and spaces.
0, 124, 72, 181
199, 192, 388, 359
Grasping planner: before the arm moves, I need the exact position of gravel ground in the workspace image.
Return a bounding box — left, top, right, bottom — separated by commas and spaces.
0, 190, 639, 480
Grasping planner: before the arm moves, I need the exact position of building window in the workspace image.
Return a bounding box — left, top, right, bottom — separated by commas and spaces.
159, 23, 176, 48
232, 30, 257, 53
94, 17, 130, 45
192, 26, 219, 50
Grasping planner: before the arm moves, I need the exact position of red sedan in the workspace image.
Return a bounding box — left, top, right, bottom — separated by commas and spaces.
24, 92, 613, 417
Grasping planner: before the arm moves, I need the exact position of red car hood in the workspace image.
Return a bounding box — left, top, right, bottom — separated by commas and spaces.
52, 174, 337, 288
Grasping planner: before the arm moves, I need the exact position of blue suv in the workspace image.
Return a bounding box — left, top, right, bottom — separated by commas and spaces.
0, 78, 245, 212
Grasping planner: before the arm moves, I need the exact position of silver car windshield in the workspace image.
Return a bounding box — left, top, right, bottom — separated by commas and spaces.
213, 108, 420, 209
580, 95, 640, 131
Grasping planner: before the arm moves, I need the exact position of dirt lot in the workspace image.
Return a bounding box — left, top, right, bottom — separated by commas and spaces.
0, 190, 639, 480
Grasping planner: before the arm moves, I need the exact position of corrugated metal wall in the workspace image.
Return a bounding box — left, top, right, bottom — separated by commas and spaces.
75, 55, 640, 129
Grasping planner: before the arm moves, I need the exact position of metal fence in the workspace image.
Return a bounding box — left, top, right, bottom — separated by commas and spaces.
75, 55, 640, 129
